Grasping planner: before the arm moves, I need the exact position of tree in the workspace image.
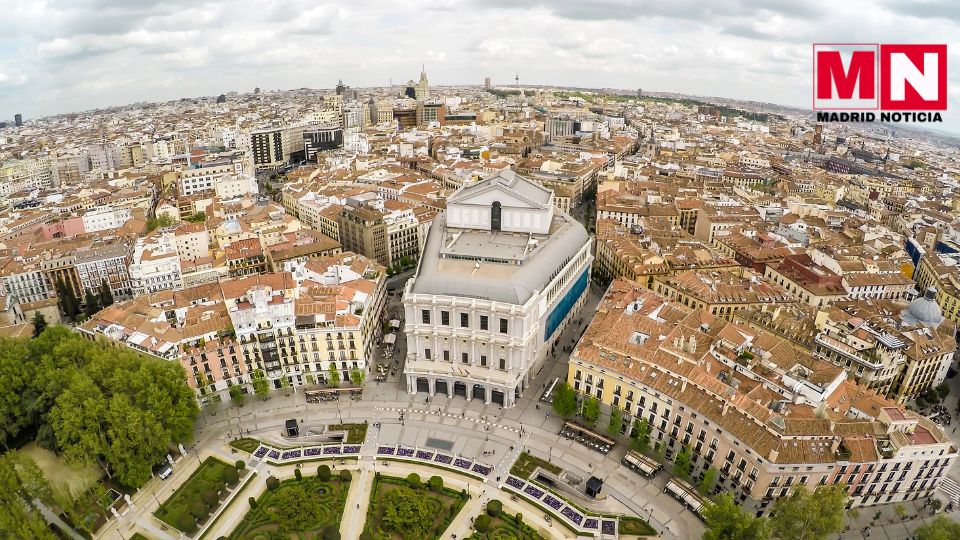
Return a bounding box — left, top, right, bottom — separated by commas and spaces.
322, 525, 341, 540
770, 484, 847, 540
202, 489, 218, 507
607, 407, 623, 437
406, 472, 421, 488
0, 453, 59, 540
229, 384, 245, 406
222, 466, 239, 485
328, 362, 340, 386
98, 280, 114, 308
265, 484, 323, 532
428, 475, 443, 491
317, 465, 331, 481
184, 212, 207, 223
266, 476, 280, 490
582, 396, 600, 425
31, 313, 47, 338
83, 289, 101, 318
551, 383, 577, 418
702, 492, 770, 540
251, 370, 269, 399
279, 375, 291, 392
55, 277, 80, 320
487, 499, 503, 517
915, 515, 960, 540
475, 514, 491, 532
381, 486, 432, 539
673, 445, 693, 479
339, 469, 351, 481
350, 368, 365, 386
631, 418, 652, 452
699, 466, 720, 496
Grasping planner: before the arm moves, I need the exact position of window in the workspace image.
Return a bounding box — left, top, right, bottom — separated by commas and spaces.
424, 348, 431, 360
499, 318, 508, 334
460, 313, 469, 328
461, 352, 468, 364
491, 201, 502, 232
480, 315, 489, 330
480, 355, 487, 367
443, 350, 450, 361
441, 311, 450, 326
499, 358, 506, 370
421, 310, 430, 324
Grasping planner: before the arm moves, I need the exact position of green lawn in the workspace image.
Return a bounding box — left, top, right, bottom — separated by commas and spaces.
509, 452, 561, 480
328, 422, 368, 444
229, 438, 261, 453
155, 457, 238, 532
228, 475, 349, 539
363, 475, 468, 540
466, 511, 544, 540
619, 516, 658, 536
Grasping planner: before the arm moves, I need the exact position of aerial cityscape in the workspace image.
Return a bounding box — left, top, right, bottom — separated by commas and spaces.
2, 2, 960, 540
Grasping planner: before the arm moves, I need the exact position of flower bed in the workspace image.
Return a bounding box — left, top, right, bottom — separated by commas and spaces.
323, 446, 340, 455
343, 445, 360, 454
602, 520, 617, 535
472, 463, 492, 476
305, 447, 322, 457
267, 450, 280, 460
561, 506, 584, 526
542, 494, 563, 511
253, 446, 269, 459
584, 518, 598, 530
281, 450, 302, 460
506, 476, 525, 489
377, 446, 395, 455
416, 450, 434, 460
396, 447, 415, 457
454, 458, 472, 470
434, 454, 452, 464
523, 485, 545, 499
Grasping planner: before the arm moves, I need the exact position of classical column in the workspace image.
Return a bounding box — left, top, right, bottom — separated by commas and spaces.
428, 377, 436, 397
406, 374, 415, 394
447, 379, 453, 398
484, 385, 492, 405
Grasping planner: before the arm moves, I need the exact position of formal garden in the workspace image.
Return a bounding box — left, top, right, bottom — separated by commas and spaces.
328, 423, 367, 444
155, 457, 243, 534
361, 473, 468, 540
228, 465, 351, 539
229, 438, 261, 454
466, 500, 544, 540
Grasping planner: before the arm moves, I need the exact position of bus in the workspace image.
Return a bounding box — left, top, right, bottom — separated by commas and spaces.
664, 478, 710, 517
621, 450, 661, 477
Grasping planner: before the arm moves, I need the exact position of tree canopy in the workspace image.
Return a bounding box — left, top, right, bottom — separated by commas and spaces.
551, 383, 577, 418
265, 484, 322, 532
769, 484, 847, 540
380, 486, 432, 539
582, 396, 600, 425
915, 515, 960, 540
0, 452, 58, 540
702, 492, 770, 540
0, 327, 198, 487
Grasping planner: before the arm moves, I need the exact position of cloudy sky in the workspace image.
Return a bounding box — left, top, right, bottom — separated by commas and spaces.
2, 0, 959, 131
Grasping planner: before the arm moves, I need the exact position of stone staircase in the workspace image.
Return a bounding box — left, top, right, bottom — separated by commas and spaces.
936, 476, 960, 507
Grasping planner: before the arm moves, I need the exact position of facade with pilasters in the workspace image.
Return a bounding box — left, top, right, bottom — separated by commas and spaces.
403, 169, 593, 407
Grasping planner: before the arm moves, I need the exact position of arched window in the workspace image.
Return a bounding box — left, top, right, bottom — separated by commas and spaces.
491, 201, 502, 232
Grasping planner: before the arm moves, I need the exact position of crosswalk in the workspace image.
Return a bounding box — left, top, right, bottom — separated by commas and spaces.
379, 406, 523, 434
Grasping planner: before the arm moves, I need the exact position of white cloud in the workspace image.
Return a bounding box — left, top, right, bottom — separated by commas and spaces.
0, 0, 957, 133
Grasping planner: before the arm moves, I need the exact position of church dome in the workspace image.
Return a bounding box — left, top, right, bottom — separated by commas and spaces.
902, 287, 944, 327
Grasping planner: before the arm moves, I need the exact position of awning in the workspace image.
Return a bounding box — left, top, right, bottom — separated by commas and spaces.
383, 333, 396, 344
389, 319, 401, 328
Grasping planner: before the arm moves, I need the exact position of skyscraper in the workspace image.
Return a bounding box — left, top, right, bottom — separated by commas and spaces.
415, 67, 429, 99
14, 113, 22, 127
484, 77, 491, 90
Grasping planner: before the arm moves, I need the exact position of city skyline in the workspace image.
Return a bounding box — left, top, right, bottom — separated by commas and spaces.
3, 0, 960, 132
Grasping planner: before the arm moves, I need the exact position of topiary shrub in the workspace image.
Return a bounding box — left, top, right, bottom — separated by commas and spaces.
235, 459, 245, 471
487, 499, 502, 517
318, 465, 332, 481
322, 525, 341, 540
359, 532, 373, 540
176, 512, 198, 533
406, 472, 421, 488
475, 514, 491, 532
428, 475, 443, 491
202, 489, 218, 507
248, 496, 258, 508
516, 512, 522, 524
188, 500, 208, 520
222, 466, 239, 486
266, 476, 280, 490
295, 468, 303, 481
339, 469, 352, 481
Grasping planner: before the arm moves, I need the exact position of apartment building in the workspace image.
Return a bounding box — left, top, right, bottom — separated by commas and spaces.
569, 280, 957, 516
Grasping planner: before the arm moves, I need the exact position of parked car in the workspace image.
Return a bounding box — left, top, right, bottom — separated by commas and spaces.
153, 463, 173, 480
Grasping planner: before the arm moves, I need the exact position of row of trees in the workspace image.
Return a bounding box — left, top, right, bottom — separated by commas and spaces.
230, 364, 368, 406
0, 327, 199, 487
703, 484, 848, 540
55, 277, 115, 321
